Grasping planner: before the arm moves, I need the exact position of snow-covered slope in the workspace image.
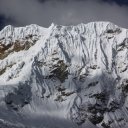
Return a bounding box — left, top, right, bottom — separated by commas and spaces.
0, 22, 128, 128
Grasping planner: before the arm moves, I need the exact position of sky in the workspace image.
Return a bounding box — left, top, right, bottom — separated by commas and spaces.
0, 0, 128, 30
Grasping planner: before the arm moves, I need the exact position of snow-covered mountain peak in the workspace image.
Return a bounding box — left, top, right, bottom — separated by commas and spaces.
0, 21, 122, 44
0, 22, 128, 128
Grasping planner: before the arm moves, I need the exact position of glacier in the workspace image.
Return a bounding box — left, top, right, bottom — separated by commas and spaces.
0, 22, 128, 128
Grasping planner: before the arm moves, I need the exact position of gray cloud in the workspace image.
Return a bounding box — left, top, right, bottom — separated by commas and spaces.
0, 0, 128, 29
38, 0, 128, 5
0, 14, 16, 30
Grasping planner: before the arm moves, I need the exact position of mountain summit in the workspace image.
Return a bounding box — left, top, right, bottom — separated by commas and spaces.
0, 22, 128, 128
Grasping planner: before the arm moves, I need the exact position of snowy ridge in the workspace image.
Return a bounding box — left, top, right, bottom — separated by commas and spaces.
0, 23, 54, 46
0, 22, 128, 128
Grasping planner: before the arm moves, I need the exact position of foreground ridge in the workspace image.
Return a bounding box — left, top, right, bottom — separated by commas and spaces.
0, 22, 128, 128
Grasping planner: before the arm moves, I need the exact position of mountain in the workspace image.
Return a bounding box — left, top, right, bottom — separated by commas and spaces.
0, 22, 128, 128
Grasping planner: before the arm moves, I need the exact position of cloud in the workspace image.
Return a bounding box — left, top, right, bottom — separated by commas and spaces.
0, 0, 128, 29
102, 0, 128, 6
0, 14, 16, 30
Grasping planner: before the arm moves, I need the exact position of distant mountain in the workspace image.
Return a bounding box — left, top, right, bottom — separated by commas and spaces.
0, 22, 128, 128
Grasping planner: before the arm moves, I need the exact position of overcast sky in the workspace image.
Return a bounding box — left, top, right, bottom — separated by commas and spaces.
0, 0, 128, 30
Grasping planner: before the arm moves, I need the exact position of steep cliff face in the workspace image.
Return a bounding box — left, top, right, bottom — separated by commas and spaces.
0, 22, 128, 128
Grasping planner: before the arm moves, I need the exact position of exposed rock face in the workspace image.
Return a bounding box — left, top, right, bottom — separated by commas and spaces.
0, 22, 128, 128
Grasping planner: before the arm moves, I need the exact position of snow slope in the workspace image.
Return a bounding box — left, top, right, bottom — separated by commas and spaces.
0, 22, 128, 128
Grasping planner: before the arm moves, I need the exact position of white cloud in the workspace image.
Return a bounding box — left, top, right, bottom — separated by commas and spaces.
0, 0, 128, 28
